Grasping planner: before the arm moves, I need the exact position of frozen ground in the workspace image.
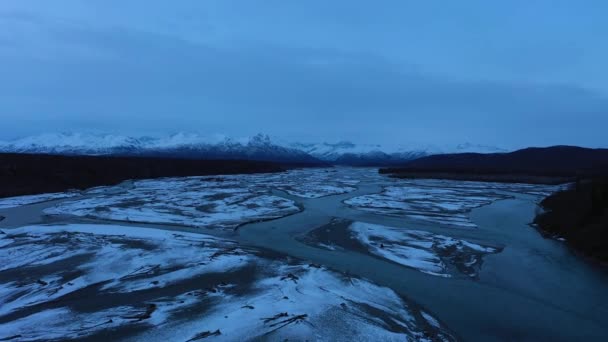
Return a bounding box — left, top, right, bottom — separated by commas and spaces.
42, 169, 361, 229
345, 180, 564, 228
300, 220, 500, 278
349, 222, 500, 278
0, 224, 454, 341
1, 169, 603, 341
0, 192, 80, 209
44, 177, 300, 230
243, 168, 359, 198
395, 179, 569, 198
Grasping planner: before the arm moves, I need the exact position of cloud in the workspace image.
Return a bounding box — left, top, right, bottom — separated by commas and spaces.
0, 1, 607, 148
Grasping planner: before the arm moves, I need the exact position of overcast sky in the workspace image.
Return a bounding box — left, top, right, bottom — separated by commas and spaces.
1, 1, 607, 148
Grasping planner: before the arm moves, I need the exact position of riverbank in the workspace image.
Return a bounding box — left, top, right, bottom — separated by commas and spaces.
2, 168, 608, 340
380, 145, 608, 185
237, 171, 608, 341
379, 169, 572, 185
534, 178, 608, 262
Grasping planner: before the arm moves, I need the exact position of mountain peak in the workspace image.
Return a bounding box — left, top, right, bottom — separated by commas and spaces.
0, 132, 509, 166
248, 133, 272, 147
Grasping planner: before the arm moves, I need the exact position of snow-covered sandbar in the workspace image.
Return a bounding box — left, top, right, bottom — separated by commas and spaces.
0, 224, 454, 341
345, 180, 564, 228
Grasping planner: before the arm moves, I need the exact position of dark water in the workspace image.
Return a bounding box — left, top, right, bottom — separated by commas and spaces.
237, 170, 608, 342
2, 168, 607, 341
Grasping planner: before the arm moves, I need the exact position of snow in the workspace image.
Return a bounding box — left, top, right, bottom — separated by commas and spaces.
44, 176, 301, 230
41, 169, 360, 230
0, 224, 249, 318
399, 178, 568, 198
0, 192, 80, 209
0, 132, 221, 153
0, 132, 508, 163
287, 141, 393, 161
345, 179, 564, 228
421, 311, 441, 328
285, 140, 508, 161
349, 222, 500, 278
0, 224, 454, 342
131, 264, 454, 342
0, 308, 128, 341
0, 302, 207, 341
244, 168, 359, 198
0, 132, 142, 153
345, 185, 506, 229
0, 132, 314, 161
147, 132, 239, 148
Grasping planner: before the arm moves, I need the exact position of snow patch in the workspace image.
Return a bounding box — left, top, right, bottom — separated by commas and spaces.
350, 222, 500, 278
0, 192, 80, 209
346, 180, 563, 228
0, 224, 454, 342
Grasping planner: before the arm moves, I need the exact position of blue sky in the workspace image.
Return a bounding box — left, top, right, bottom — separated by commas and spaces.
1, 1, 607, 148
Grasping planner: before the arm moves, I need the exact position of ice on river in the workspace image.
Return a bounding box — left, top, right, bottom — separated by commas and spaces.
41, 169, 361, 229
0, 224, 454, 341
349, 222, 501, 278
0, 192, 80, 209
44, 176, 300, 230
0, 224, 249, 318
396, 179, 569, 198
345, 180, 564, 228
243, 168, 359, 198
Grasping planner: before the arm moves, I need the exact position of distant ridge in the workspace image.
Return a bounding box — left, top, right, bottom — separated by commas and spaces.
0, 133, 326, 166
0, 132, 508, 166
381, 146, 608, 183
286, 141, 506, 166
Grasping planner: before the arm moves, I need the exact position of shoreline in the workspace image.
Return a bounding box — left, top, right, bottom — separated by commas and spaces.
379, 170, 573, 185
533, 178, 608, 262
379, 167, 608, 264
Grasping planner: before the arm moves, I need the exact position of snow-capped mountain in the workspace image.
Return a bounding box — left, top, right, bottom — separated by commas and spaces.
285, 141, 507, 166
0, 133, 146, 155
450, 142, 509, 154
0, 133, 325, 165
0, 133, 508, 166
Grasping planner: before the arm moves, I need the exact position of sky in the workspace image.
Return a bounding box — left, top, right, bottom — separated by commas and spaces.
1, 1, 607, 148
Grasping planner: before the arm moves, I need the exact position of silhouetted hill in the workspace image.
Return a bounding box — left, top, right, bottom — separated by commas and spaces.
535, 178, 608, 262
381, 146, 608, 183
0, 153, 283, 199
380, 145, 608, 261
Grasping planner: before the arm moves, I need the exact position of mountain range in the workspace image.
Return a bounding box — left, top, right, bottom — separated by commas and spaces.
287, 141, 506, 166
387, 145, 608, 175
0, 132, 508, 166
381, 145, 608, 183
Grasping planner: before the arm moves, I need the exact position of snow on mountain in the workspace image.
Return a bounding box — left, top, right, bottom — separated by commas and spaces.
450, 142, 509, 154
288, 141, 384, 161
0, 133, 508, 166
0, 133, 323, 164
0, 133, 145, 155
284, 141, 507, 165
289, 141, 506, 157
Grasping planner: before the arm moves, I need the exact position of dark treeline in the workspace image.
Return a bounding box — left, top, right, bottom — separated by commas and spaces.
381, 146, 608, 184
0, 153, 283, 198
535, 178, 608, 262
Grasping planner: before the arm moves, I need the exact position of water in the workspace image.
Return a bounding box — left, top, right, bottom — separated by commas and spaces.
238, 168, 608, 341
2, 167, 607, 341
